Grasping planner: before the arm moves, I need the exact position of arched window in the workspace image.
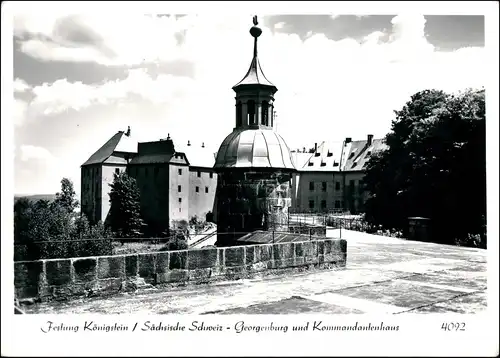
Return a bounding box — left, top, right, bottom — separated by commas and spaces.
261, 101, 269, 126
247, 100, 255, 125
236, 102, 242, 127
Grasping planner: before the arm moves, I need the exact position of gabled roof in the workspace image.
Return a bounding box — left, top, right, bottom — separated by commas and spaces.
81, 131, 137, 166
342, 138, 387, 171
294, 141, 343, 172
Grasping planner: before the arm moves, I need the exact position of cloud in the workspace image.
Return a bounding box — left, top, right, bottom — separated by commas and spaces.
14, 78, 31, 93
13, 14, 485, 195
274, 22, 285, 30
20, 145, 54, 162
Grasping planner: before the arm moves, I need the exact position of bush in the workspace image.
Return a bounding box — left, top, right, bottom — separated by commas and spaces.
189, 215, 207, 234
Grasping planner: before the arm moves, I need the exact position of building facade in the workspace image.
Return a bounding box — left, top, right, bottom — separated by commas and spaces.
80, 129, 217, 235
291, 135, 388, 214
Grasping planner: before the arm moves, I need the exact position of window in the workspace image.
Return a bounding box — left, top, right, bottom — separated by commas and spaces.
350, 180, 355, 188
197, 171, 201, 177
209, 172, 213, 179
309, 182, 314, 191
236, 102, 242, 127
154, 167, 159, 176
179, 208, 182, 212
320, 161, 326, 167
309, 200, 314, 209
321, 200, 327, 210
335, 200, 341, 209
144, 167, 148, 177
178, 168, 182, 175
178, 185, 182, 193
335, 181, 340, 191
178, 198, 182, 203
205, 187, 209, 193
308, 162, 314, 166
322, 182, 327, 192
247, 100, 256, 125
115, 168, 120, 174
261, 101, 269, 125
196, 186, 199, 193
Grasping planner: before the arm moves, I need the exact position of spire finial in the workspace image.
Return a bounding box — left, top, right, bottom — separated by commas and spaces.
250, 15, 262, 58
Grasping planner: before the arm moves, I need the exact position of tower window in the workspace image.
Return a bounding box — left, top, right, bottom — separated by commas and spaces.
196, 186, 199, 193
178, 168, 182, 175
178, 198, 182, 203
205, 187, 209, 193
262, 101, 269, 126
247, 100, 256, 125
236, 102, 242, 127
197, 171, 201, 177
115, 168, 120, 174
209, 172, 213, 179
178, 185, 182, 193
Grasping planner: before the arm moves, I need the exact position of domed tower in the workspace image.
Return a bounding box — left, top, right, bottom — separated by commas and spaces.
214, 16, 296, 246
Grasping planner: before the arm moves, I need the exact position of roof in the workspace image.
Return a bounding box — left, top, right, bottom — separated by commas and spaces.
214, 128, 295, 170
128, 154, 174, 165
292, 141, 344, 172
175, 144, 216, 168
236, 230, 327, 244
82, 131, 137, 166
341, 138, 388, 172
233, 56, 276, 90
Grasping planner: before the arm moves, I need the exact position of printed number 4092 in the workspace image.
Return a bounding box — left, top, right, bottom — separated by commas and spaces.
441, 322, 466, 331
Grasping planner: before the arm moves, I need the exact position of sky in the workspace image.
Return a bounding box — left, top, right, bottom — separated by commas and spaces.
8, 7, 487, 196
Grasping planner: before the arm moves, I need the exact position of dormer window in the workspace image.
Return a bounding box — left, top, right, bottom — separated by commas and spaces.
320, 161, 326, 167
349, 152, 355, 159
333, 161, 339, 167
327, 151, 333, 157
308, 161, 314, 166
314, 152, 320, 157
366, 151, 372, 157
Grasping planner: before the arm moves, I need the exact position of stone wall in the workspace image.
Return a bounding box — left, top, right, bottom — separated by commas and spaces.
14, 238, 347, 302
288, 225, 327, 237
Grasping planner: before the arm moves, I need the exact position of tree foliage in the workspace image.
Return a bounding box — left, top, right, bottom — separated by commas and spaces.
363, 88, 486, 248
107, 171, 145, 238
54, 178, 79, 213
14, 179, 112, 261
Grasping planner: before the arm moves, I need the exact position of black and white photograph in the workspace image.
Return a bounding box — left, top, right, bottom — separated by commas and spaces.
2, 1, 498, 356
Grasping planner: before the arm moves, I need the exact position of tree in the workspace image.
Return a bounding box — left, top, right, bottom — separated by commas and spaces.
107, 172, 145, 238
54, 178, 79, 213
363, 88, 486, 247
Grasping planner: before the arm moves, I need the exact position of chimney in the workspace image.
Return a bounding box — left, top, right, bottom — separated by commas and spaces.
367, 134, 373, 146
314, 143, 317, 152
202, 142, 205, 148
345, 137, 352, 144
125, 126, 131, 137
302, 147, 306, 153
187, 140, 191, 146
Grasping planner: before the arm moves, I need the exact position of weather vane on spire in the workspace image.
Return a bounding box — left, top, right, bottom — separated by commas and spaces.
253, 15, 258, 26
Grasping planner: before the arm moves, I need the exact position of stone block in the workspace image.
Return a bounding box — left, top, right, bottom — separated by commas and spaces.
169, 251, 187, 270
97, 278, 123, 292
14, 261, 43, 289
73, 258, 97, 282
156, 252, 170, 273
125, 255, 138, 277
157, 269, 189, 283
46, 259, 72, 286
259, 245, 273, 262
245, 246, 256, 264
138, 253, 157, 282
317, 240, 325, 255
224, 247, 245, 267
272, 243, 283, 261
324, 240, 333, 254
224, 266, 246, 279
98, 256, 125, 279
332, 239, 347, 254
189, 268, 212, 282
187, 248, 217, 270
217, 248, 224, 266
295, 242, 304, 257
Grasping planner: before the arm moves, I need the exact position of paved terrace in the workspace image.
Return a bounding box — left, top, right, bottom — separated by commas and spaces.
23, 230, 487, 314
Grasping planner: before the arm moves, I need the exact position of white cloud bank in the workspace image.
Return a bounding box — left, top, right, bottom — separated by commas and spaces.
12, 13, 486, 194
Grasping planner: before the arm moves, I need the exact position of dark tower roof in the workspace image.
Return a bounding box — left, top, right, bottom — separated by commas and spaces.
232, 16, 277, 92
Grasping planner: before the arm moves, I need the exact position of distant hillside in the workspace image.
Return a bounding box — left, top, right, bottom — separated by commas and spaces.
14, 194, 57, 203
